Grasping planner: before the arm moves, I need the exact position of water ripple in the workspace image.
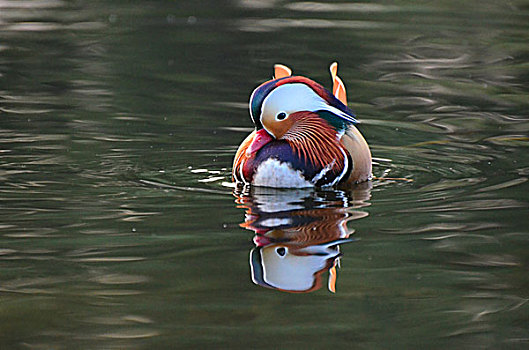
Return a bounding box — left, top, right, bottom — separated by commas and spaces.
285, 2, 400, 13
0, 0, 66, 9
98, 329, 160, 339
238, 18, 385, 32
399, 199, 527, 213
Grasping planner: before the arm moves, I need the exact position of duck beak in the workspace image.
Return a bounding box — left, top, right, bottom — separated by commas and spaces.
246, 129, 274, 155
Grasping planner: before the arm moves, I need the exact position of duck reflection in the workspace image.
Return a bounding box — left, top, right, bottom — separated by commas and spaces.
234, 184, 371, 293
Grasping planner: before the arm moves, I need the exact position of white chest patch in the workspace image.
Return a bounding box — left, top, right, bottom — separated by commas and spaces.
252, 159, 313, 188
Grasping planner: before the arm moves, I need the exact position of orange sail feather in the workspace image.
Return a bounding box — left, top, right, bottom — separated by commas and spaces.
274, 64, 292, 79
329, 62, 347, 106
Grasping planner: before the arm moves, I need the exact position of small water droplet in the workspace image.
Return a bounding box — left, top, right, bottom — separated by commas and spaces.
187, 16, 197, 25
132, 228, 136, 232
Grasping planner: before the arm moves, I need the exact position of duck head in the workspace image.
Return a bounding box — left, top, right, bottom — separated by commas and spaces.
246, 65, 357, 156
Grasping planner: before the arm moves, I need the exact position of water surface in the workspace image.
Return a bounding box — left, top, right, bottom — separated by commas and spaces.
1, 0, 528, 348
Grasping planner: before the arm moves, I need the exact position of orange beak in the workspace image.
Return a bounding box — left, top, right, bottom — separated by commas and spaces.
246, 129, 274, 155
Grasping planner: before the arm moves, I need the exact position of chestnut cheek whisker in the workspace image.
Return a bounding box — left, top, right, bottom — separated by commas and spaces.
284, 114, 345, 171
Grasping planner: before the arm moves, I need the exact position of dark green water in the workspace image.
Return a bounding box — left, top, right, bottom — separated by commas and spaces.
1, 0, 528, 348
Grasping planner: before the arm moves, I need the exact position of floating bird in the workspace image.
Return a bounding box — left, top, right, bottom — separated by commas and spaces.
233, 62, 372, 188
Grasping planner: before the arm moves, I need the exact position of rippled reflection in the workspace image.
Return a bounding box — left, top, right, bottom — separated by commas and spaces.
234, 185, 371, 293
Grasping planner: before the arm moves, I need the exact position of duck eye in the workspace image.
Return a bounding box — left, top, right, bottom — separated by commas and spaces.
276, 247, 286, 257
276, 112, 287, 121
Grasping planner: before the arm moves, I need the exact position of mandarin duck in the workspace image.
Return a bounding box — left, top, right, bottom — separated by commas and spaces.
233, 62, 372, 188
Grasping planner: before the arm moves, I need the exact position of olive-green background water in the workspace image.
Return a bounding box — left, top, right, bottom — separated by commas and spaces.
1, 0, 528, 349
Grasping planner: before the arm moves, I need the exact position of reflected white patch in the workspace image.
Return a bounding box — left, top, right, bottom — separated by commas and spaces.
260, 218, 292, 227
252, 159, 312, 188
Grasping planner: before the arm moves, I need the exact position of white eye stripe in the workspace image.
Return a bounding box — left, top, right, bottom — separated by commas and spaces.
260, 83, 357, 124
317, 102, 357, 123
261, 84, 321, 120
